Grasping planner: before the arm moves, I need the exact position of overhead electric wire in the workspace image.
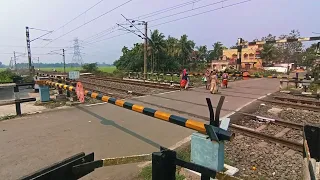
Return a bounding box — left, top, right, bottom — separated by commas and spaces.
37, 0, 105, 46
71, 0, 252, 48
82, 30, 117, 44
80, 32, 131, 46
148, 0, 228, 22
42, 0, 133, 47
53, 0, 105, 34
29, 28, 52, 32
134, 0, 203, 20
80, 0, 204, 42
30, 31, 53, 42
82, 26, 118, 41
117, 23, 143, 39
151, 0, 252, 27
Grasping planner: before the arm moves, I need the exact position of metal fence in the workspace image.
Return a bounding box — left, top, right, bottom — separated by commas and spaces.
0, 83, 36, 116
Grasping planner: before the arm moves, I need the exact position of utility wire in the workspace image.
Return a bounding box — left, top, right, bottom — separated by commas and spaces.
148, 0, 228, 22
52, 0, 105, 34
82, 30, 117, 44
30, 31, 53, 42
29, 28, 52, 32
134, 0, 203, 20
68, 0, 252, 48
151, 0, 252, 27
121, 14, 146, 37
81, 32, 131, 46
80, 0, 229, 45
43, 0, 133, 47
82, 26, 117, 41
117, 23, 143, 39
80, 0, 204, 42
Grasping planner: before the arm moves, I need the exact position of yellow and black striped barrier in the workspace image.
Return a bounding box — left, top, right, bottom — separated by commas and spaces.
42, 80, 233, 141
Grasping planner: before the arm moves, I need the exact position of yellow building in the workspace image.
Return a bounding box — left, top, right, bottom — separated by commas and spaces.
222, 45, 263, 70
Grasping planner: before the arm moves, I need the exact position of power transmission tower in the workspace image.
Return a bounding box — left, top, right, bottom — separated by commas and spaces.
72, 38, 83, 67
9, 57, 14, 69
13, 51, 17, 70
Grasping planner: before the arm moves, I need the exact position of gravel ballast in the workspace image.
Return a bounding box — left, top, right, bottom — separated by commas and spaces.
226, 92, 320, 180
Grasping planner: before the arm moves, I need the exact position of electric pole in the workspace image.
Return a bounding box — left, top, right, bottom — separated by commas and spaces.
25, 27, 32, 73
13, 51, 17, 70
144, 22, 148, 79
38, 57, 40, 70
119, 15, 149, 79
49, 49, 66, 73
63, 49, 66, 73
236, 38, 243, 72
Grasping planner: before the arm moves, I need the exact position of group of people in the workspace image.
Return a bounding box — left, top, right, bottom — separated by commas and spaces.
179, 68, 229, 94
203, 70, 229, 94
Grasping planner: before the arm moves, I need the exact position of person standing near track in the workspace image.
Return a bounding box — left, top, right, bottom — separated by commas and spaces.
210, 71, 218, 94
180, 69, 189, 90
222, 71, 229, 88
205, 69, 210, 90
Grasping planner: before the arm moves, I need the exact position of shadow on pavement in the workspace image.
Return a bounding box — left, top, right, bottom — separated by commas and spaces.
76, 106, 161, 149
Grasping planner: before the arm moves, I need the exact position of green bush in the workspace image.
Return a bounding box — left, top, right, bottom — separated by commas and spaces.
82, 63, 99, 73
0, 70, 22, 83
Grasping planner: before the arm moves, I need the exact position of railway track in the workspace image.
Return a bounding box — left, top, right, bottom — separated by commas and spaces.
272, 96, 320, 106
191, 88, 320, 112
81, 76, 181, 90
260, 97, 320, 112
80, 79, 146, 96
126, 96, 304, 152
38, 72, 181, 90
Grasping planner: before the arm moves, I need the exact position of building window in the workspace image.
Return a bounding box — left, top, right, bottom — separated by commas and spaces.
245, 63, 250, 70
232, 54, 237, 59
244, 53, 248, 60
249, 53, 254, 59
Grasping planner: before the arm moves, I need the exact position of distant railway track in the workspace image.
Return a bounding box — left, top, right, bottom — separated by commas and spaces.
80, 80, 146, 96
260, 98, 320, 112
272, 96, 320, 106
37, 72, 181, 90
81, 76, 181, 90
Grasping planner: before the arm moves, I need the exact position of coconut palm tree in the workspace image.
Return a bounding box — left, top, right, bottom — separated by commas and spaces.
179, 34, 195, 67
149, 30, 166, 72
196, 45, 208, 61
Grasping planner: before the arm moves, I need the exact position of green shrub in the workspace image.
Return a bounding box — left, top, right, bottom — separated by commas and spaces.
0, 70, 22, 83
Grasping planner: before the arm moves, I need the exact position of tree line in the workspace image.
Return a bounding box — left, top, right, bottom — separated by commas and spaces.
114, 29, 319, 72
259, 30, 318, 68
113, 29, 227, 72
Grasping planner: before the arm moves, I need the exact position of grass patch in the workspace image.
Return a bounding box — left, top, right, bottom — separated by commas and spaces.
137, 142, 239, 180
0, 68, 6, 72
39, 66, 116, 73
138, 165, 185, 180
34, 100, 67, 109
0, 114, 17, 121
137, 144, 190, 180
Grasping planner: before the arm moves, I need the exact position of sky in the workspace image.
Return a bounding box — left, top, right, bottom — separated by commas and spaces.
0, 0, 319, 65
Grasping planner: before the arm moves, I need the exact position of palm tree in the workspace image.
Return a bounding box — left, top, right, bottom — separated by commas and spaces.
149, 30, 166, 72
179, 34, 195, 67
166, 36, 180, 57
196, 45, 208, 61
